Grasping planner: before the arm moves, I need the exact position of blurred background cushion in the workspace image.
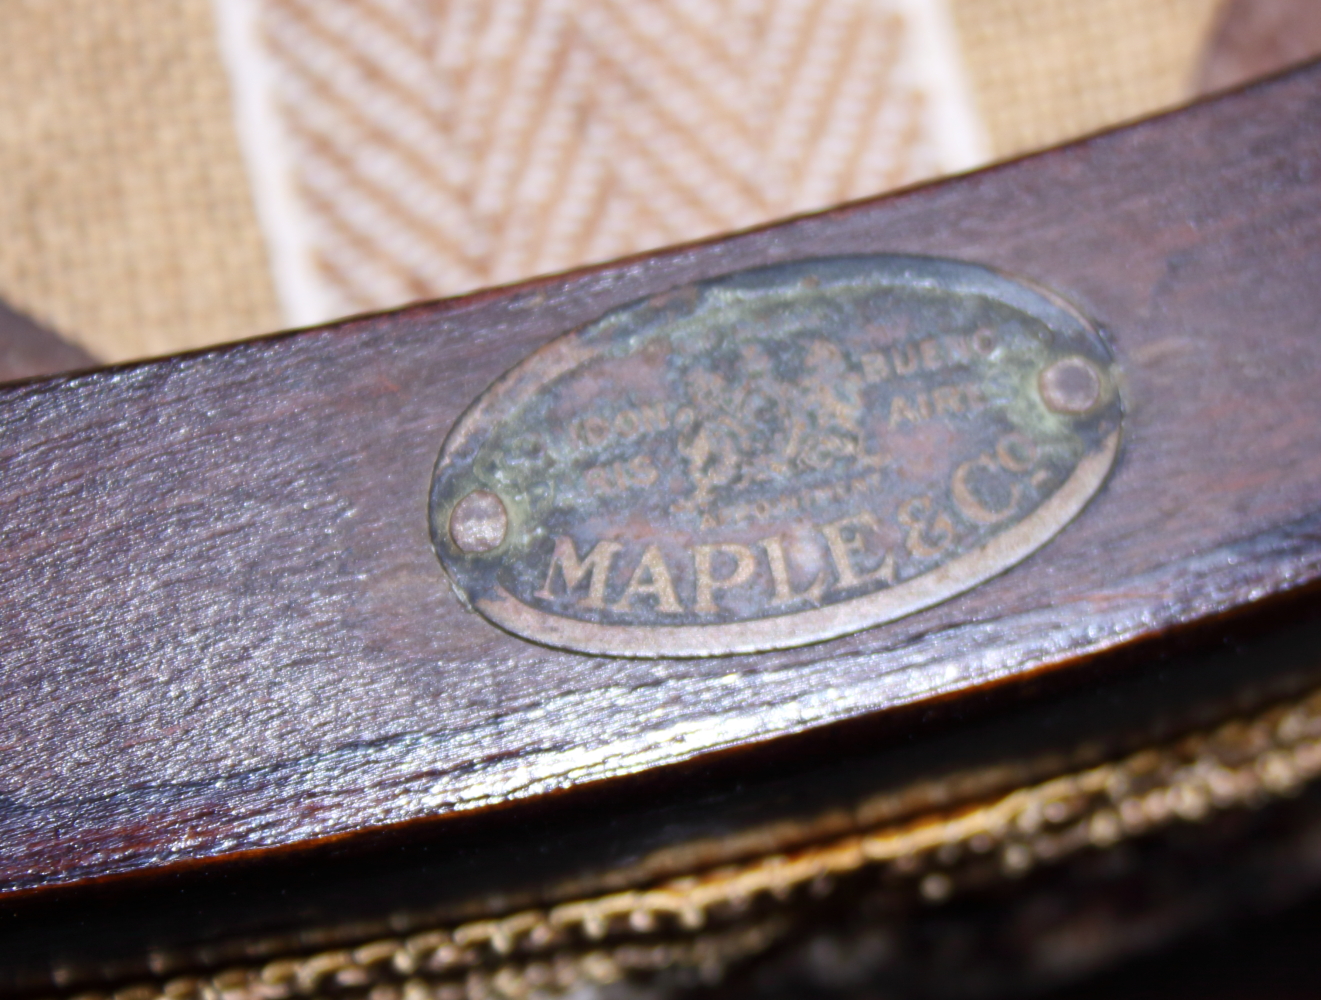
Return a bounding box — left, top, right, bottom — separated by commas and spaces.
0, 0, 1305, 363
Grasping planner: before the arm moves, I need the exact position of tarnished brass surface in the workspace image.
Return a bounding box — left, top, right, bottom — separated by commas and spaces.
430, 257, 1121, 657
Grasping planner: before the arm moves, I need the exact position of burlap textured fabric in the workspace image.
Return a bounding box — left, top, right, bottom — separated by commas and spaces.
0, 0, 281, 360
953, 0, 1222, 157
0, 0, 1223, 363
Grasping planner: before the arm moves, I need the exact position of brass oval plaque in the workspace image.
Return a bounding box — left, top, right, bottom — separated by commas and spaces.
431, 257, 1121, 657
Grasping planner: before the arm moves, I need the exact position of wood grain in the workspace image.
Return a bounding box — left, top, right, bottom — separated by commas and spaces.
3, 60, 1321, 902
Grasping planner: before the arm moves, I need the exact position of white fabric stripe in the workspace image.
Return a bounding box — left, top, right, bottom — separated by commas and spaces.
218, 0, 988, 317
213, 0, 333, 326
266, 40, 487, 264
893, 0, 991, 172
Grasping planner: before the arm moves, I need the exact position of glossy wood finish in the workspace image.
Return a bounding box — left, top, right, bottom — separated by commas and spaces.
3, 62, 1321, 899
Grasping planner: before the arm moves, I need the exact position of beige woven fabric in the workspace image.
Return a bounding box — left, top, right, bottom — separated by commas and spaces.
0, 0, 280, 361
229, 0, 983, 324
952, 0, 1223, 157
0, 0, 1225, 362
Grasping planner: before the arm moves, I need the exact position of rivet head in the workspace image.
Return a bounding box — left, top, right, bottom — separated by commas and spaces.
1039, 356, 1103, 414
449, 490, 508, 553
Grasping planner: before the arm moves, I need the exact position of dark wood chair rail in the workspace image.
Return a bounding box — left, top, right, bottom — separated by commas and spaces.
2, 60, 1321, 901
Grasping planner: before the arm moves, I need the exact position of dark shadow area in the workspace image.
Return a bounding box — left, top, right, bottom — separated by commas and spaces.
1044, 889, 1321, 1000
0, 300, 97, 383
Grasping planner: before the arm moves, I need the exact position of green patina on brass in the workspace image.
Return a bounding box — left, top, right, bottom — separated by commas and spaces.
430, 256, 1122, 658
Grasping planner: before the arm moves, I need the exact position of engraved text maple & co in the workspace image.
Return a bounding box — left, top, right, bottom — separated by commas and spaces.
430, 257, 1121, 657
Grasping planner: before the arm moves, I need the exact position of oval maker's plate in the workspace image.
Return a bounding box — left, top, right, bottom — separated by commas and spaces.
430, 256, 1121, 658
